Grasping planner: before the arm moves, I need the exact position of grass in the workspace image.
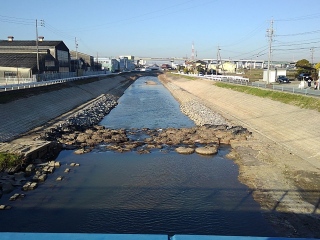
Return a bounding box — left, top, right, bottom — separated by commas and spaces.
215, 82, 320, 112
0, 152, 23, 170
166, 72, 198, 80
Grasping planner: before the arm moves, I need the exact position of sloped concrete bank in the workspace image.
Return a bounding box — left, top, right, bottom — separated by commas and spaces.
158, 73, 320, 238
0, 73, 144, 143
0, 73, 148, 160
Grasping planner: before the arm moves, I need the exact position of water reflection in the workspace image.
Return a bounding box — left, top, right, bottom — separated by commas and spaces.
99, 76, 194, 129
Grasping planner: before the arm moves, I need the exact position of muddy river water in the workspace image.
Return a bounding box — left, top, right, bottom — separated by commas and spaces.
0, 76, 277, 237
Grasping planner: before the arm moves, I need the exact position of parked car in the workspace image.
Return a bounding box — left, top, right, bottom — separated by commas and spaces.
297, 73, 312, 81
277, 75, 291, 83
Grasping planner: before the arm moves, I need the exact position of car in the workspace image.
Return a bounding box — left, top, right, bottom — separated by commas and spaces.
297, 73, 312, 81
277, 75, 291, 83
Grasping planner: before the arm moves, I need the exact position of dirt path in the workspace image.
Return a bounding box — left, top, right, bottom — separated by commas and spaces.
160, 73, 320, 238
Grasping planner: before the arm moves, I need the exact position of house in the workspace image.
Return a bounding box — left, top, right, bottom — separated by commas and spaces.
207, 61, 236, 74
161, 63, 172, 70
185, 60, 207, 74
0, 36, 70, 74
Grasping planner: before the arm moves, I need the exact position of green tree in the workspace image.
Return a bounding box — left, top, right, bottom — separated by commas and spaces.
295, 59, 314, 77
314, 62, 320, 70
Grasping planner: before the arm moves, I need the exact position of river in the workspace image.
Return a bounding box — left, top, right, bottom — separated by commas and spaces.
0, 76, 276, 237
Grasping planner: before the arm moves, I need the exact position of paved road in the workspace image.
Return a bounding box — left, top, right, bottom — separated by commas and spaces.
166, 76, 320, 169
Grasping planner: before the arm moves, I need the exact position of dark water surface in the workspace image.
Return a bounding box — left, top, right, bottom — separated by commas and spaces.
0, 76, 276, 236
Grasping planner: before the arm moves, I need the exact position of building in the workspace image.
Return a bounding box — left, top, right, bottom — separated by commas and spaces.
70, 50, 94, 71
118, 56, 135, 71
95, 57, 119, 72
0, 52, 58, 80
263, 68, 287, 83
0, 36, 70, 74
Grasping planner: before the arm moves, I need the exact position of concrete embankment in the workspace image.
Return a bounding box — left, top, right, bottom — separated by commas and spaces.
0, 72, 147, 158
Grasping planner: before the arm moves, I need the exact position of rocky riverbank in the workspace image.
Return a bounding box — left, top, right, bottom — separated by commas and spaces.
0, 74, 251, 207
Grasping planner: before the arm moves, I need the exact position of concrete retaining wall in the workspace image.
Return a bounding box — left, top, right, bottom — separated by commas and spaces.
0, 73, 140, 142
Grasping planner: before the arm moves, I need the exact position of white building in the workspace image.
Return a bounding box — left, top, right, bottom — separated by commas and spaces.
95, 57, 119, 72
263, 68, 287, 83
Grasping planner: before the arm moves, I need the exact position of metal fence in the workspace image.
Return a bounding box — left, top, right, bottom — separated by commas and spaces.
0, 71, 115, 92
180, 73, 320, 98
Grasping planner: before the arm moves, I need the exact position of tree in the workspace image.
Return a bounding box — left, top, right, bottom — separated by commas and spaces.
295, 59, 314, 76
314, 62, 320, 70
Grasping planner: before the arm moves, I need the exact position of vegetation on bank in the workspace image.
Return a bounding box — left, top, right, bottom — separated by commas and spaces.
0, 152, 24, 170
215, 82, 320, 112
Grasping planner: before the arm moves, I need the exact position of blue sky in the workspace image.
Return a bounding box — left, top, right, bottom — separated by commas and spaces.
1, 0, 320, 62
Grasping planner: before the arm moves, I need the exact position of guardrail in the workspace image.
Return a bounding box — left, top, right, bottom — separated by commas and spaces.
0, 72, 115, 92
176, 73, 320, 97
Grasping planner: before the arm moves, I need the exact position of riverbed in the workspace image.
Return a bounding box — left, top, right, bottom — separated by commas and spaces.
0, 76, 276, 236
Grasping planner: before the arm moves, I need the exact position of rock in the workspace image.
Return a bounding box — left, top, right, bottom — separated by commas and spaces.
56, 176, 63, 181
74, 149, 85, 155
70, 163, 80, 167
25, 164, 35, 172
32, 173, 47, 182
22, 182, 38, 191
175, 147, 195, 154
9, 193, 25, 201
145, 81, 157, 85
42, 166, 55, 174
195, 145, 218, 155
0, 205, 11, 210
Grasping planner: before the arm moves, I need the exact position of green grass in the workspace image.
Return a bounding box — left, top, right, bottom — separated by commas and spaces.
215, 82, 320, 112
0, 152, 23, 170
167, 72, 198, 80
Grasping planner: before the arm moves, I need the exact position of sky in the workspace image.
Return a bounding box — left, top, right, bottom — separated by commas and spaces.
1, 0, 320, 62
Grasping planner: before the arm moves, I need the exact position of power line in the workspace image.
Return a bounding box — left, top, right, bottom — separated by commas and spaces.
275, 12, 320, 22
0, 15, 34, 26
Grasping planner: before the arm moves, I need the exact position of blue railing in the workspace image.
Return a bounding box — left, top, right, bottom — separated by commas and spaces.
0, 233, 315, 240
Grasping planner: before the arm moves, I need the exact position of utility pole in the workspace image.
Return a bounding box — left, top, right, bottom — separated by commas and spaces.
36, 19, 39, 74
96, 52, 99, 71
266, 19, 274, 84
75, 37, 78, 59
75, 37, 78, 72
217, 45, 224, 75
35, 19, 44, 77
310, 47, 314, 65
191, 41, 195, 61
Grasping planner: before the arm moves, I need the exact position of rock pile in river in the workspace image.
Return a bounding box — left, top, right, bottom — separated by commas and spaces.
36, 89, 251, 155
42, 124, 251, 155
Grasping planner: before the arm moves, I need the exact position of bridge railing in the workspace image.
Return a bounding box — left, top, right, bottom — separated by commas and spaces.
0, 233, 316, 240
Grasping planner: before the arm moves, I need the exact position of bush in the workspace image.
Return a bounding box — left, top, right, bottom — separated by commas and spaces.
0, 152, 23, 170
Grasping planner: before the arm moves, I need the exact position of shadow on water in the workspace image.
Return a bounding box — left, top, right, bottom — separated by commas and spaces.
0, 149, 276, 237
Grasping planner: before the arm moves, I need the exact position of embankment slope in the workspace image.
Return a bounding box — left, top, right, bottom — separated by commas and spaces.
160, 73, 320, 238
